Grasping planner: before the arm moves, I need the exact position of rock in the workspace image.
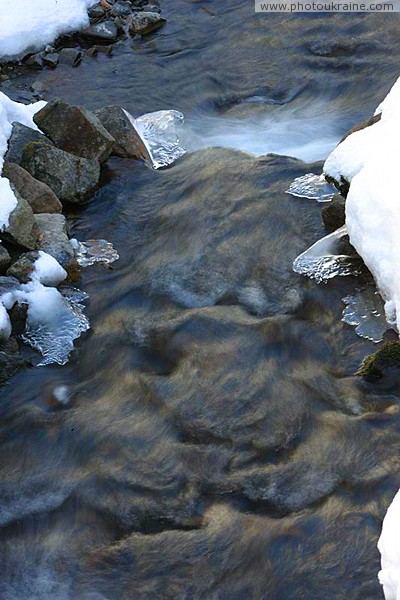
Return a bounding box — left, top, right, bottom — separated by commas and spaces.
141, 3, 161, 12
8, 302, 28, 336
42, 53, 59, 68
324, 173, 349, 199
0, 245, 11, 274
81, 21, 119, 42
21, 142, 100, 204
0, 338, 27, 386
6, 251, 39, 283
33, 99, 115, 163
2, 163, 62, 214
339, 113, 381, 144
110, 1, 132, 16
357, 341, 400, 381
34, 214, 79, 279
321, 194, 346, 230
93, 105, 150, 159
88, 3, 106, 18
24, 53, 43, 68
4, 122, 52, 166
1, 186, 40, 250
30, 80, 47, 97
58, 48, 83, 67
129, 11, 166, 34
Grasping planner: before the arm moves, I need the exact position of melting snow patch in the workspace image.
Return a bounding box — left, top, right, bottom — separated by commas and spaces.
286, 173, 336, 202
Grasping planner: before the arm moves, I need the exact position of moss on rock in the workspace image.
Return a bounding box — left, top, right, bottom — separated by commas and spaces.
357, 341, 400, 381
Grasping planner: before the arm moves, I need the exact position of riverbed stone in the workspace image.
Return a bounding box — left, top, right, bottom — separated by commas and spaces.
0, 338, 27, 386
34, 214, 79, 278
21, 142, 100, 204
2, 163, 62, 214
0, 245, 11, 274
321, 193, 346, 230
88, 3, 106, 18
1, 186, 39, 250
58, 48, 83, 67
42, 53, 59, 68
33, 99, 115, 163
81, 20, 119, 42
357, 341, 400, 381
4, 122, 52, 166
93, 105, 150, 159
6, 251, 39, 283
111, 1, 132, 16
129, 11, 166, 35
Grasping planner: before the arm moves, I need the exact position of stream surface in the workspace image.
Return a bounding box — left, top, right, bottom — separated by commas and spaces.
2, 4, 400, 599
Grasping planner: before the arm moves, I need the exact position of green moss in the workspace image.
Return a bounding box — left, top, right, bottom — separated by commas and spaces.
21, 140, 51, 161
357, 341, 400, 381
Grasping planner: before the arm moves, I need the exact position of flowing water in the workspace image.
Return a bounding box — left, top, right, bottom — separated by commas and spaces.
3, 4, 400, 599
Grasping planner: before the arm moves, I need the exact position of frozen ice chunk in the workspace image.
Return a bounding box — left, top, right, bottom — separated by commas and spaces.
286, 173, 336, 202
70, 239, 119, 267
20, 283, 89, 366
125, 109, 186, 169
293, 226, 363, 283
342, 288, 392, 343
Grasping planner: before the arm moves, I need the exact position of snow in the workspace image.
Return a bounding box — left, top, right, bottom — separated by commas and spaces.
0, 92, 46, 228
0, 0, 96, 59
32, 251, 67, 286
378, 489, 400, 600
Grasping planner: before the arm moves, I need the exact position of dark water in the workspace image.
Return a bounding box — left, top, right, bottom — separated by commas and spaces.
2, 4, 400, 599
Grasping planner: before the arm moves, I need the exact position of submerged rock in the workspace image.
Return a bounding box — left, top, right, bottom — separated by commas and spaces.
321, 193, 346, 230
0, 245, 11, 274
93, 105, 150, 159
3, 163, 62, 214
357, 341, 400, 381
129, 11, 166, 35
110, 1, 132, 16
21, 142, 100, 204
4, 122, 52, 166
33, 99, 115, 163
34, 214, 79, 278
58, 48, 83, 67
0, 338, 27, 386
81, 20, 119, 42
2, 186, 39, 250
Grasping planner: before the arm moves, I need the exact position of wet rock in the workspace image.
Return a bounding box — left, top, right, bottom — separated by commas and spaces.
21, 142, 100, 204
88, 3, 106, 18
0, 245, 11, 274
8, 302, 28, 336
321, 194, 346, 230
42, 53, 59, 68
129, 11, 166, 35
2, 163, 63, 214
110, 1, 132, 16
1, 186, 39, 250
4, 122, 52, 166
24, 53, 43, 68
324, 173, 350, 199
30, 80, 47, 98
0, 337, 27, 386
6, 251, 39, 283
141, 3, 161, 12
339, 112, 381, 144
58, 48, 83, 67
93, 105, 150, 159
81, 20, 119, 42
34, 213, 79, 278
357, 341, 400, 381
33, 99, 115, 163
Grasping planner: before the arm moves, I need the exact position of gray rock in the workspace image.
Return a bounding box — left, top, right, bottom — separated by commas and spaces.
6, 251, 39, 283
4, 122, 52, 166
141, 3, 161, 13
129, 11, 166, 35
33, 98, 115, 163
110, 1, 132, 16
81, 20, 119, 42
58, 48, 83, 67
88, 4, 106, 18
93, 105, 150, 159
321, 194, 346, 230
3, 163, 62, 214
42, 53, 59, 68
0, 245, 11, 274
1, 186, 40, 250
0, 338, 27, 386
21, 142, 100, 204
24, 53, 43, 68
34, 214, 79, 278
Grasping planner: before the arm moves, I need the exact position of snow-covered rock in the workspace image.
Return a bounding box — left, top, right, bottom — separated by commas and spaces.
378, 489, 400, 600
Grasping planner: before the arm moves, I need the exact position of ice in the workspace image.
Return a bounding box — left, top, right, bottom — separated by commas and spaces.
342, 288, 391, 343
124, 109, 186, 169
293, 226, 363, 283
70, 238, 119, 267
0, 0, 96, 59
286, 173, 336, 202
378, 489, 400, 600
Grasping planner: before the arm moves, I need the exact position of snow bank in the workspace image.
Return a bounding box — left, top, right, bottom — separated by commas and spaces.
0, 92, 46, 228
378, 490, 400, 600
323, 76, 400, 331
0, 0, 96, 59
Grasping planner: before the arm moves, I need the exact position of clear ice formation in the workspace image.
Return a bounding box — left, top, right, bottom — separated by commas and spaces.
342, 288, 392, 343
71, 239, 119, 267
21, 285, 89, 366
127, 109, 186, 169
293, 225, 363, 283
286, 173, 337, 202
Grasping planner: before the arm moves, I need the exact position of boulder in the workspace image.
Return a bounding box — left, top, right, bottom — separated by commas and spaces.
6, 251, 39, 283
33, 99, 115, 163
1, 186, 39, 250
58, 48, 83, 67
4, 122, 52, 166
2, 163, 62, 214
321, 194, 346, 230
34, 213, 79, 278
357, 341, 400, 381
0, 245, 11, 274
93, 105, 150, 159
21, 142, 100, 204
81, 21, 119, 42
129, 11, 166, 35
